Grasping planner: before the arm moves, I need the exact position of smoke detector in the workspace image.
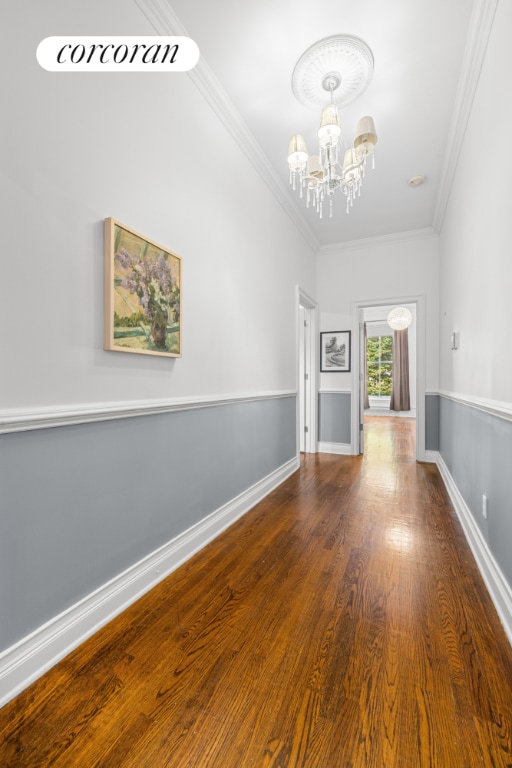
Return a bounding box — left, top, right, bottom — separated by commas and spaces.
408, 175, 425, 187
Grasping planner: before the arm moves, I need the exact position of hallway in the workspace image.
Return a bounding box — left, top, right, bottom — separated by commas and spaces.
1, 420, 511, 767
364, 414, 416, 460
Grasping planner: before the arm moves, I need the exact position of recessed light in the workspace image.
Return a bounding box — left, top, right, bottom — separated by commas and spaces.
408, 175, 425, 187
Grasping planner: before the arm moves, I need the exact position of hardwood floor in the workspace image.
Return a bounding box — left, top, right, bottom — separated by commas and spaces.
364, 414, 416, 460
1, 418, 512, 767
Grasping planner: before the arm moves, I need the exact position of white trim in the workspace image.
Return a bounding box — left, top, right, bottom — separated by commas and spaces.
365, 408, 417, 419
0, 391, 296, 434
133, 0, 319, 253
318, 388, 352, 395
434, 453, 512, 646
433, 0, 499, 232
319, 227, 436, 256
424, 450, 439, 464
318, 442, 352, 456
438, 390, 512, 423
0, 456, 299, 708
297, 287, 318, 454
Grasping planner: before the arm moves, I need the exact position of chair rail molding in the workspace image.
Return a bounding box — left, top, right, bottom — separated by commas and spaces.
438, 389, 512, 423
0, 391, 297, 434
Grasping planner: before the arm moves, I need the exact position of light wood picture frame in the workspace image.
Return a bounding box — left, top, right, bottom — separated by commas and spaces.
104, 218, 182, 358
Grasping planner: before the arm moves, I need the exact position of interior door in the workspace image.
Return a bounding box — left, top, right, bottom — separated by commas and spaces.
299, 306, 306, 451
298, 289, 317, 454
359, 311, 365, 454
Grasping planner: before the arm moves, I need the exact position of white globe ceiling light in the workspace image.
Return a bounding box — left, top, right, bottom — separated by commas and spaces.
287, 35, 378, 219
387, 307, 413, 331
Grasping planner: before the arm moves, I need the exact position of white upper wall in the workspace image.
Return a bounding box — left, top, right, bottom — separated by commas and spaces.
317, 232, 440, 393
439, 0, 511, 404
1, 0, 316, 412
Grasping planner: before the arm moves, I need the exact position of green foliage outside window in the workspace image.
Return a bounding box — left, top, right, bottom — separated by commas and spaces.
367, 335, 393, 396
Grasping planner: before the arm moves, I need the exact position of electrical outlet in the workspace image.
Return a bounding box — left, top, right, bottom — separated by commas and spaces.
482, 494, 488, 520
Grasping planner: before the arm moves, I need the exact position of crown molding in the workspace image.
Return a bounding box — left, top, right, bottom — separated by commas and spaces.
133, 0, 319, 253
433, 0, 499, 233
318, 227, 437, 256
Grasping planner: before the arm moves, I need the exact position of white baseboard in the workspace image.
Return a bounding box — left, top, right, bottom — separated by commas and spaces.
318, 441, 352, 455
435, 453, 512, 646
424, 450, 439, 463
0, 456, 299, 708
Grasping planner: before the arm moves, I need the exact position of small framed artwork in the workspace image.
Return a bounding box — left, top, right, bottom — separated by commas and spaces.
104, 218, 182, 358
320, 331, 351, 372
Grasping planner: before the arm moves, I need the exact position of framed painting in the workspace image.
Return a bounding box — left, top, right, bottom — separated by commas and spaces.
320, 331, 351, 372
104, 218, 182, 358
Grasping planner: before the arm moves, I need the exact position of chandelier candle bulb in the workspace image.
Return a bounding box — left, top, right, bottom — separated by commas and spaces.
318, 104, 342, 148
306, 155, 324, 183
354, 116, 378, 156
287, 134, 308, 172
343, 148, 363, 187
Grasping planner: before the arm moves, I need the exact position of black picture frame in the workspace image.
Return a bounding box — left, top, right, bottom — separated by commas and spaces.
320, 330, 351, 372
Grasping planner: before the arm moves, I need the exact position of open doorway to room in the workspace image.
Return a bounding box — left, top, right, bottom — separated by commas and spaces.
363, 304, 416, 459
364, 304, 416, 411
351, 297, 425, 462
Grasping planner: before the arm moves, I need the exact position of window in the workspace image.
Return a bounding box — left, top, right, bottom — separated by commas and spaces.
367, 335, 393, 396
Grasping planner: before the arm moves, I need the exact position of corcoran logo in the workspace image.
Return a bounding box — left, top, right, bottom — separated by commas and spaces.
36, 36, 199, 72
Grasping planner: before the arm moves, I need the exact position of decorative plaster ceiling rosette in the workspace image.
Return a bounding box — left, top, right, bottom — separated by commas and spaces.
292, 35, 374, 110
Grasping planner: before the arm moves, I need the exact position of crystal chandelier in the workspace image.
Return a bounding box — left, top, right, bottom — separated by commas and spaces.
287, 35, 378, 219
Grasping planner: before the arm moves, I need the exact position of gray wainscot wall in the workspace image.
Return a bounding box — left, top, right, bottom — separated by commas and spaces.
438, 395, 512, 590
0, 395, 297, 652
318, 392, 351, 448
425, 393, 440, 451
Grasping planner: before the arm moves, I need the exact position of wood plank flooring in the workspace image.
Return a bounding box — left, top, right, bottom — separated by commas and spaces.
1, 417, 512, 767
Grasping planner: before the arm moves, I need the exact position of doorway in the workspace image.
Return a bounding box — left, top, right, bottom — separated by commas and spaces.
297, 287, 318, 454
351, 295, 426, 462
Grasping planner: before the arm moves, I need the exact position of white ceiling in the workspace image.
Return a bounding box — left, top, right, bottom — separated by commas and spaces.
148, 0, 476, 248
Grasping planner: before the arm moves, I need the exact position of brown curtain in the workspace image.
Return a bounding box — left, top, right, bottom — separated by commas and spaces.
363, 322, 369, 409
390, 328, 410, 411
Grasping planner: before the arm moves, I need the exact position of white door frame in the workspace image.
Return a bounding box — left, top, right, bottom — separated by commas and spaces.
350, 294, 426, 461
297, 286, 318, 454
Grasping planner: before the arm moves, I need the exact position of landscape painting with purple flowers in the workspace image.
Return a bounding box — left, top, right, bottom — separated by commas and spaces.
104, 218, 182, 357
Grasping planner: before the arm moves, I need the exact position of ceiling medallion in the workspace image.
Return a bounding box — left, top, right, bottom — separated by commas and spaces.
287, 35, 378, 219
291, 35, 374, 110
